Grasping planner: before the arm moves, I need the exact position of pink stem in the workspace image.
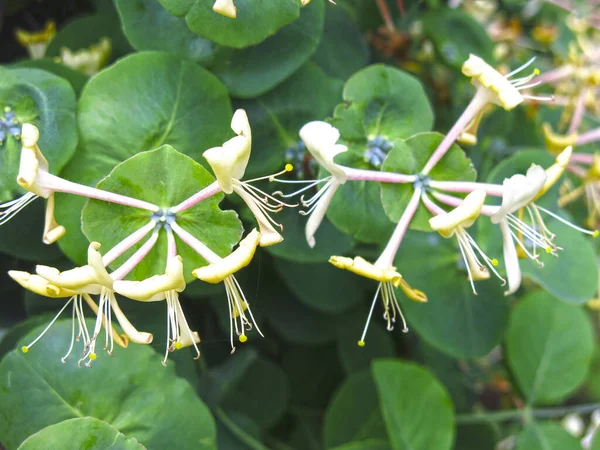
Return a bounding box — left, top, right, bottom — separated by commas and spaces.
567, 164, 587, 177
375, 187, 421, 268
422, 90, 488, 175
38, 172, 159, 212
577, 127, 600, 146
170, 221, 220, 264
421, 192, 446, 215
342, 166, 416, 184
170, 181, 221, 213
431, 191, 497, 216
429, 180, 504, 197
110, 230, 159, 281
568, 89, 587, 134
532, 65, 574, 87
570, 153, 594, 165
166, 225, 177, 259
102, 221, 156, 266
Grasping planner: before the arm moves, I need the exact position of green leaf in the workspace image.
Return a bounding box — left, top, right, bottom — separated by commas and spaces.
380, 133, 477, 230
483, 150, 598, 304
505, 290, 595, 406
331, 64, 434, 142
0, 320, 217, 450
422, 8, 494, 70
329, 440, 391, 450
159, 0, 299, 49
372, 360, 455, 450
274, 258, 365, 314
17, 417, 146, 450
454, 423, 498, 450
45, 14, 132, 61
10, 59, 88, 96
82, 146, 242, 282
394, 230, 510, 359
516, 422, 582, 450
220, 354, 290, 429
324, 371, 389, 448
0, 67, 77, 200
55, 51, 232, 264
311, 5, 369, 79
209, 0, 325, 98
116, 0, 216, 65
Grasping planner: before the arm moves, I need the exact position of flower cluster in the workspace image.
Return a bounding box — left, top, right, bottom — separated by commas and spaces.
3, 53, 597, 363
3, 111, 292, 366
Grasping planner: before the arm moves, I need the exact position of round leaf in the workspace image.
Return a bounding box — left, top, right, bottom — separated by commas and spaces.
0, 320, 217, 450
394, 230, 510, 359
372, 360, 455, 450
116, 0, 216, 65
324, 371, 389, 448
380, 132, 477, 230
209, 0, 325, 98
10, 59, 88, 96
17, 417, 145, 450
82, 146, 243, 282
422, 8, 494, 70
331, 64, 434, 142
0, 67, 77, 199
159, 0, 299, 48
55, 51, 232, 264
506, 291, 595, 405
516, 422, 582, 450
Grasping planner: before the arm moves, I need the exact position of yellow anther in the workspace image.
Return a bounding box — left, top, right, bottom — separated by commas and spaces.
594, 230, 599, 238
285, 163, 293, 172
545, 247, 552, 253
21, 346, 29, 354
491, 259, 499, 266
89, 353, 97, 361
357, 340, 366, 347
534, 68, 540, 76
239, 335, 248, 343
174, 341, 183, 350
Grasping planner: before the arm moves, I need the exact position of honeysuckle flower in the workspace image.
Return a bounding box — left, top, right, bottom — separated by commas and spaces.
560, 152, 600, 227
542, 122, 579, 154
0, 123, 159, 243
58, 37, 112, 76
113, 255, 201, 366
457, 105, 492, 146
213, 0, 237, 18
203, 109, 293, 247
35, 241, 152, 365
296, 121, 348, 248
15, 21, 56, 59
462, 54, 548, 110
171, 222, 263, 352
427, 190, 505, 293
8, 270, 129, 365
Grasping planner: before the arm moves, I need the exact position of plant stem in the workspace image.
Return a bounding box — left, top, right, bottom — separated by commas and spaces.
577, 127, 600, 146
215, 408, 269, 450
456, 403, 600, 425
170, 181, 221, 213
343, 166, 416, 183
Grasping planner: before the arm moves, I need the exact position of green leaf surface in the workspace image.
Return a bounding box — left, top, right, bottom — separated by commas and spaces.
159, 0, 299, 48
380, 133, 477, 230
483, 150, 598, 304
422, 8, 494, 70
372, 360, 455, 450
311, 4, 369, 79
0, 320, 217, 450
329, 440, 391, 450
209, 0, 325, 98
45, 14, 132, 61
324, 371, 389, 448
331, 64, 434, 142
10, 59, 88, 96
0, 67, 77, 200
56, 51, 232, 264
516, 422, 582, 450
506, 290, 595, 405
394, 230, 510, 359
274, 258, 365, 314
82, 146, 242, 282
17, 417, 146, 450
116, 0, 216, 65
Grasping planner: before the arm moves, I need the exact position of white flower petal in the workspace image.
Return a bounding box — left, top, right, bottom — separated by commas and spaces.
299, 121, 348, 182
491, 165, 546, 224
